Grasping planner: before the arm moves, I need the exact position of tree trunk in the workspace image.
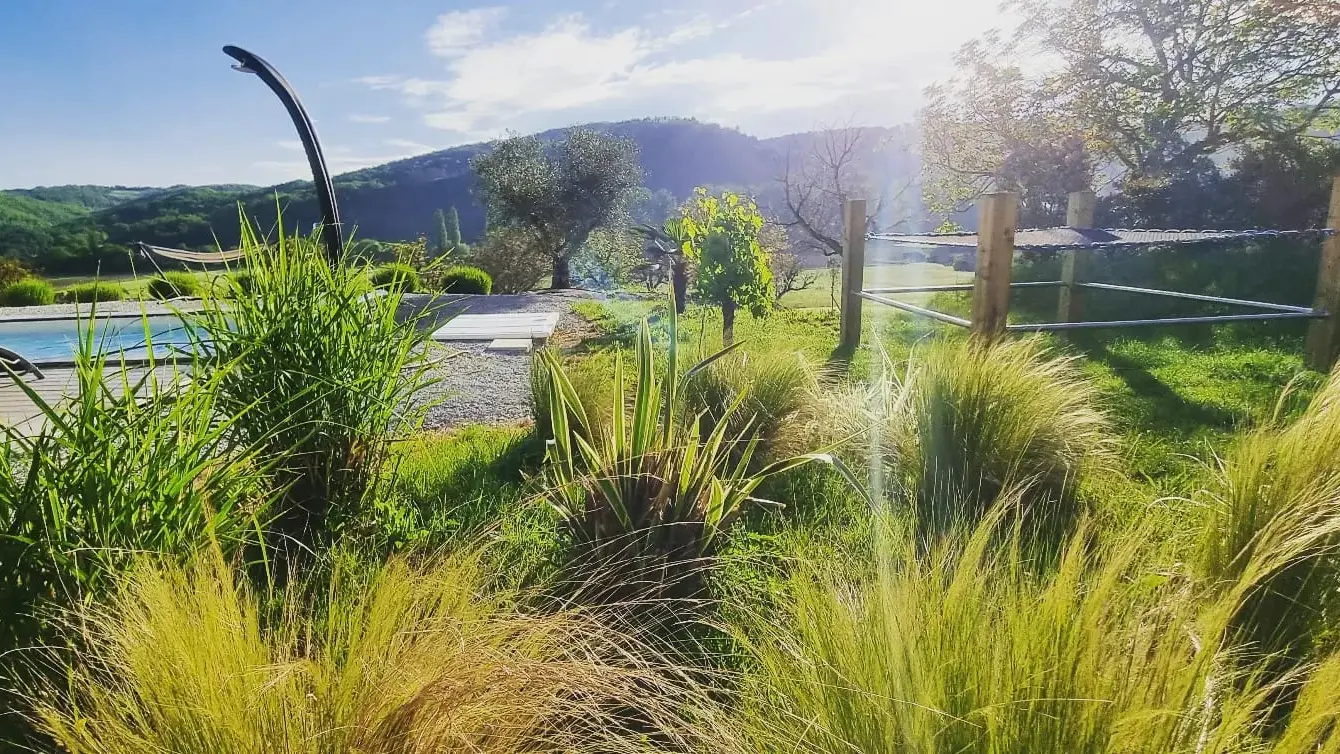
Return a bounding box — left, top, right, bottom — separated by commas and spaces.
551, 254, 571, 289
721, 300, 736, 347
672, 258, 688, 313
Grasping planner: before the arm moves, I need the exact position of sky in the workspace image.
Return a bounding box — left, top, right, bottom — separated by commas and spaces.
0, 0, 1011, 189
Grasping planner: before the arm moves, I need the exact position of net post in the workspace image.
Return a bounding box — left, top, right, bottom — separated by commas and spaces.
971, 192, 1019, 337
1058, 190, 1097, 324
839, 199, 868, 350
1306, 173, 1340, 371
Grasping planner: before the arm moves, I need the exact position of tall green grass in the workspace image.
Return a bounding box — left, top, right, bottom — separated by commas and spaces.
1197, 367, 1340, 673
28, 548, 722, 754
736, 507, 1340, 754
193, 224, 435, 560
0, 321, 267, 741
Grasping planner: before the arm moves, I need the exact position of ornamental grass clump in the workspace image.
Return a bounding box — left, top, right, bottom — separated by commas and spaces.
27, 549, 726, 754
1197, 367, 1340, 674
680, 349, 818, 466
192, 223, 435, 561
890, 337, 1112, 543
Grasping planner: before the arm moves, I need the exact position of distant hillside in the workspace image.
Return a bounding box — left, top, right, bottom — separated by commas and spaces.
1, 118, 920, 271
88, 118, 800, 251
5, 185, 162, 211
3, 184, 260, 212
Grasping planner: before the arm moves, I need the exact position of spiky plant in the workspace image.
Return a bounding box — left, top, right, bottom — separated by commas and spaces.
537, 303, 860, 603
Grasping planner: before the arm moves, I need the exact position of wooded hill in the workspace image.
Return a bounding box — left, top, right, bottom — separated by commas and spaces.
1, 118, 913, 272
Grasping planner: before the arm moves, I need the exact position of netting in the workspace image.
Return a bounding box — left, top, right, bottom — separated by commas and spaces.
869, 227, 1336, 251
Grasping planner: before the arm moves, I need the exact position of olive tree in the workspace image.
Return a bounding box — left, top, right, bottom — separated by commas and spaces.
471, 129, 643, 288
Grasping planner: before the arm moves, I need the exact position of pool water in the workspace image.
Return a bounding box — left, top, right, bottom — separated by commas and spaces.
0, 315, 200, 364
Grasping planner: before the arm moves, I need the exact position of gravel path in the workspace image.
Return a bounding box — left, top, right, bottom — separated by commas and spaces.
404, 291, 600, 430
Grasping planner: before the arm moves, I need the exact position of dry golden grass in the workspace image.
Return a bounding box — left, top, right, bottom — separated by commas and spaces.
29, 547, 730, 754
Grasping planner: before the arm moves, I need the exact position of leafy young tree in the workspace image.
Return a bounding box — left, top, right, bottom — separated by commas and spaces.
471, 129, 644, 288
675, 189, 773, 346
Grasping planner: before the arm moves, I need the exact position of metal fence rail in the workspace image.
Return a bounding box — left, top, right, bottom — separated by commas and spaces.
858, 280, 1326, 332
839, 180, 1340, 369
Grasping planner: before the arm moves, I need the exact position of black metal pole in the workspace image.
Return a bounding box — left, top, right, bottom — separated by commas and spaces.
222, 45, 343, 264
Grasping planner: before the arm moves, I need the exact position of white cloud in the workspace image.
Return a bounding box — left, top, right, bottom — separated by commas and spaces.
349, 113, 392, 124
426, 7, 508, 56
383, 137, 434, 152
256, 141, 428, 179
357, 0, 1012, 142
275, 139, 304, 151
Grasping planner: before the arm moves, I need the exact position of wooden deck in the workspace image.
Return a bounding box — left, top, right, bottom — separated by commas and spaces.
1, 366, 187, 435
431, 312, 561, 341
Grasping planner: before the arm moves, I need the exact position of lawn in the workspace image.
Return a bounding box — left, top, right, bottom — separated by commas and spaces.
44, 269, 221, 298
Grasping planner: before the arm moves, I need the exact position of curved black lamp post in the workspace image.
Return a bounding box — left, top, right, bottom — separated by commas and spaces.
223, 45, 344, 263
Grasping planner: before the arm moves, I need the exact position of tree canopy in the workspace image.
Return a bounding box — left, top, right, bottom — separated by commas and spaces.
922, 0, 1340, 220
471, 128, 644, 288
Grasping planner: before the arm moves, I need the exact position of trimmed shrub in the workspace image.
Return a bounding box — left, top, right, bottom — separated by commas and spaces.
0, 277, 55, 306
440, 265, 493, 295
212, 269, 254, 298
60, 281, 126, 304
369, 262, 420, 292
146, 271, 203, 299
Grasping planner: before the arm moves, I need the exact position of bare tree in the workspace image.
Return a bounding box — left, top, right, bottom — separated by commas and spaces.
775, 125, 916, 257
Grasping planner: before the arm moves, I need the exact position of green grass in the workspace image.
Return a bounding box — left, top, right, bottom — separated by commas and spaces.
567, 297, 1318, 501
375, 426, 536, 551
45, 270, 219, 299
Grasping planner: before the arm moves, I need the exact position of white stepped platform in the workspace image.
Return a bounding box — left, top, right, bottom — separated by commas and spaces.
430, 312, 561, 342
486, 338, 533, 353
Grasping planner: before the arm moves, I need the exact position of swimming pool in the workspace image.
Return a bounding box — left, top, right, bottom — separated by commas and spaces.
0, 314, 200, 364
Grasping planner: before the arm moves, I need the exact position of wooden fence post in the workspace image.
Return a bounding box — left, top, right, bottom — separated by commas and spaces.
1305, 173, 1340, 371
971, 192, 1020, 337
1058, 190, 1097, 324
839, 198, 867, 350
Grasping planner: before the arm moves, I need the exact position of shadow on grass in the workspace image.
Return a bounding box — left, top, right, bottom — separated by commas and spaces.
1071, 335, 1239, 435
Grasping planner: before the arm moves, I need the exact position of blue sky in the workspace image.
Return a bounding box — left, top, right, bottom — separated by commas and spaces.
0, 0, 1007, 189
